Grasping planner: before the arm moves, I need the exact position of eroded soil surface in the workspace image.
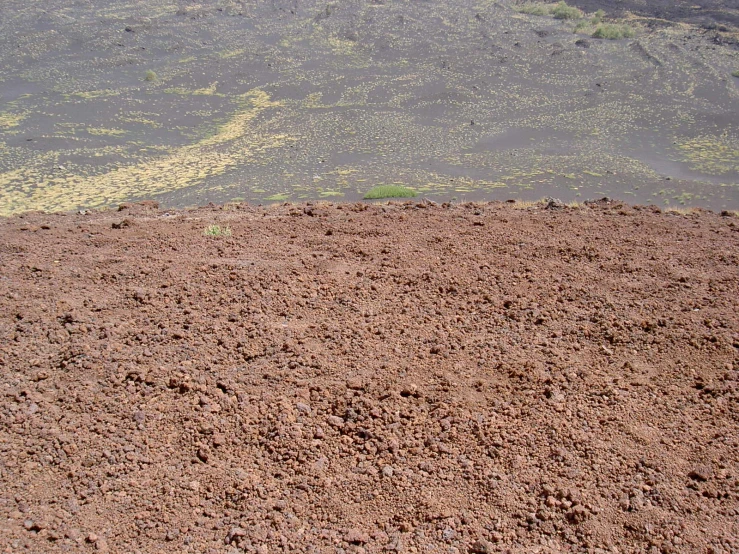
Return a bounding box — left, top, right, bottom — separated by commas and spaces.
1, 200, 738, 553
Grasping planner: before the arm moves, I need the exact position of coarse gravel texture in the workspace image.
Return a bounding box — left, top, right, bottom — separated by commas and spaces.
0, 199, 738, 554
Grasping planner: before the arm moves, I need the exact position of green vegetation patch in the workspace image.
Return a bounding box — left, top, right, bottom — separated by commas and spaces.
516, 3, 549, 16
592, 24, 635, 39
203, 224, 232, 237
363, 185, 417, 199
677, 137, 739, 175
732, 70, 739, 78
0, 112, 26, 128
591, 9, 605, 24
551, 2, 583, 20
265, 192, 290, 201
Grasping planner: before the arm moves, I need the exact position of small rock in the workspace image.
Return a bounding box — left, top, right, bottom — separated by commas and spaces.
469, 539, 494, 554
296, 402, 311, 414
327, 415, 345, 428
112, 219, 133, 229
565, 505, 589, 524
346, 377, 364, 390
544, 197, 565, 209
382, 465, 394, 478
689, 465, 713, 482
95, 537, 109, 552
226, 527, 246, 544
345, 528, 369, 544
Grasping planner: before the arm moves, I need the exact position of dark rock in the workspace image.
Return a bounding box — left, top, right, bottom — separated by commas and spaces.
544, 197, 565, 209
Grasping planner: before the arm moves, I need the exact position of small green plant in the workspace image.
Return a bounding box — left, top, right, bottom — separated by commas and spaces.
592, 23, 635, 39
591, 9, 605, 24
203, 224, 232, 237
363, 185, 417, 200
732, 70, 739, 78
516, 3, 548, 16
551, 1, 583, 20
144, 70, 158, 82
265, 192, 289, 201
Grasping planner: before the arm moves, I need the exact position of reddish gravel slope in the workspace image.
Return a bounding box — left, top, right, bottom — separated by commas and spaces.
1, 200, 738, 554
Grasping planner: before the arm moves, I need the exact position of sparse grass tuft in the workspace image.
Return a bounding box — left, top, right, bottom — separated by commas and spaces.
265, 192, 290, 202
363, 185, 417, 200
144, 70, 158, 82
551, 1, 583, 20
665, 207, 699, 216
516, 2, 549, 16
592, 23, 635, 39
732, 70, 739, 78
203, 224, 232, 238
510, 199, 541, 209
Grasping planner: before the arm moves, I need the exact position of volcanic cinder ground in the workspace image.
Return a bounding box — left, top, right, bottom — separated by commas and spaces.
0, 200, 738, 553
0, 0, 738, 215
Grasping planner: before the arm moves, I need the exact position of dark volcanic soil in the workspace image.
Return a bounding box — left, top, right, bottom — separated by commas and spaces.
1, 200, 738, 553
2, 0, 739, 214
566, 0, 739, 29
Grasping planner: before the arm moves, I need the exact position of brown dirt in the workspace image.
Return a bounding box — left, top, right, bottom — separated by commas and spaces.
1, 199, 738, 554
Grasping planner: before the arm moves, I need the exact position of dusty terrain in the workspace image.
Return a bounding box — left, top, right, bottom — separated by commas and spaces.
0, 199, 738, 553
1, 0, 738, 214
